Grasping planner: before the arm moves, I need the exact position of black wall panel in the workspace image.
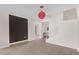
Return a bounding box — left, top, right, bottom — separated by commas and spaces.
9, 15, 28, 43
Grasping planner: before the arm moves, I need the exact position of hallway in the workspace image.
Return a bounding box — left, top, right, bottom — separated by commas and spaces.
0, 39, 78, 55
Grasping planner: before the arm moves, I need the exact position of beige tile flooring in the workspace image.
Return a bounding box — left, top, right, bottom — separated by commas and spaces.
0, 39, 78, 55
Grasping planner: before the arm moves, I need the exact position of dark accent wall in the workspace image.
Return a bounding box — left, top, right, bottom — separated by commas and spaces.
9, 15, 28, 43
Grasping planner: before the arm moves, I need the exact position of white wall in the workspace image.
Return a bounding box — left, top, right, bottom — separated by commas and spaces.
76, 6, 79, 51
0, 5, 9, 48
46, 5, 77, 49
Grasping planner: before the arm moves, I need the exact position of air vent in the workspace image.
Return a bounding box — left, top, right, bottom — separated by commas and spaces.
63, 8, 77, 20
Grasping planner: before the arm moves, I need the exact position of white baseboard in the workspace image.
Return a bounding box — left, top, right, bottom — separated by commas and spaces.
46, 39, 76, 49
0, 39, 29, 49
10, 39, 28, 45
0, 38, 41, 49
0, 44, 9, 49
77, 49, 79, 52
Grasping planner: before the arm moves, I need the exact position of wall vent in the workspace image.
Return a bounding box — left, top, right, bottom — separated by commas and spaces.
63, 8, 77, 20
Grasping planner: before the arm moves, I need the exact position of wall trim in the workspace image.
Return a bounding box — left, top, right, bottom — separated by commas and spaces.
46, 39, 76, 49
0, 44, 9, 49
10, 39, 28, 46
77, 49, 79, 52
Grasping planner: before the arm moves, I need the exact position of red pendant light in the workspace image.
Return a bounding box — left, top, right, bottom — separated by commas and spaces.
38, 10, 46, 20
37, 6, 46, 21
